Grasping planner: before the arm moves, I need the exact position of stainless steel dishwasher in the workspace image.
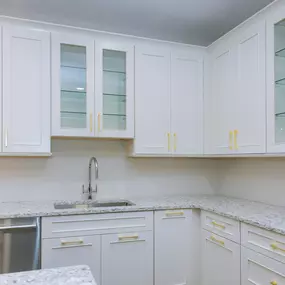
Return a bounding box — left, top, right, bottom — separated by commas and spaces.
0, 217, 41, 273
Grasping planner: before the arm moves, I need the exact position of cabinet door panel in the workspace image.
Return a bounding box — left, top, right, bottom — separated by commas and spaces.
201, 229, 240, 285
42, 235, 101, 284
134, 46, 171, 155
241, 247, 285, 285
101, 231, 153, 285
171, 52, 203, 155
235, 22, 266, 154
52, 33, 94, 137
95, 42, 134, 138
3, 26, 50, 153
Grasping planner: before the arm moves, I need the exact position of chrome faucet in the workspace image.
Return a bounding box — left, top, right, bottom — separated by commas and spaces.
83, 157, 98, 200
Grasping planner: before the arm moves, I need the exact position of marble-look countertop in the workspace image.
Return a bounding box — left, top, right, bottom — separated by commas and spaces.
0, 195, 285, 235
0, 265, 96, 285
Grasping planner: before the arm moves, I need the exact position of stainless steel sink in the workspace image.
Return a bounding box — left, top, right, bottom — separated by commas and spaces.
54, 200, 135, 210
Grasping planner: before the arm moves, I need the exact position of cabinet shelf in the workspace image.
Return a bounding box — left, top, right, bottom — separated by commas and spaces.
61, 89, 86, 94
103, 93, 126, 97
275, 47, 285, 57
275, 78, 285, 85
104, 113, 126, 117
275, 112, 285, 117
61, 65, 86, 70
61, 111, 86, 115
103, 69, 126, 75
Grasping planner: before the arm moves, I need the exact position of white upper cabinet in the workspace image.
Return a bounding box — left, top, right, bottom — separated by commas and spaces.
134, 46, 171, 155
95, 41, 134, 138
51, 33, 95, 137
234, 22, 266, 154
3, 26, 51, 154
205, 43, 235, 154
205, 21, 266, 155
171, 51, 203, 155
133, 46, 204, 156
267, 6, 285, 153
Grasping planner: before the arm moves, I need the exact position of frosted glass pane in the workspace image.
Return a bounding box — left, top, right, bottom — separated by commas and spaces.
103, 50, 126, 72
61, 66, 86, 92
61, 91, 86, 113
103, 71, 126, 95
103, 114, 126, 130
61, 44, 86, 68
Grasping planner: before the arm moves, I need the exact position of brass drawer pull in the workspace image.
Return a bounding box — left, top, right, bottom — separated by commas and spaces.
212, 220, 225, 229
210, 235, 225, 246
271, 243, 285, 253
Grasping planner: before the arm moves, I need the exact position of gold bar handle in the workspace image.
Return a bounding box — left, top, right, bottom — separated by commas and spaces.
165, 211, 184, 217
89, 114, 93, 133
98, 113, 101, 132
229, 131, 233, 150
173, 133, 177, 152
271, 281, 278, 285
118, 234, 139, 241
5, 129, 7, 147
210, 235, 225, 246
167, 133, 171, 152
271, 243, 285, 253
212, 220, 226, 230
61, 239, 83, 246
234, 129, 238, 150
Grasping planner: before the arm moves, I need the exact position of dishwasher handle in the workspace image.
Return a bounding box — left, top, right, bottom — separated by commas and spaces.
0, 223, 37, 233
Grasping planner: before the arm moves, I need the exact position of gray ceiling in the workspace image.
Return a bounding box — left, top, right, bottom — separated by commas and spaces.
0, 0, 275, 46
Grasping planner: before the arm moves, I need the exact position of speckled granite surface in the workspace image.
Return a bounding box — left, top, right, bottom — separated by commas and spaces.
0, 195, 285, 235
0, 265, 96, 285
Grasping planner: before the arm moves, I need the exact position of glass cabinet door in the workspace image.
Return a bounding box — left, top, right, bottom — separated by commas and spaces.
95, 42, 134, 138
52, 34, 94, 137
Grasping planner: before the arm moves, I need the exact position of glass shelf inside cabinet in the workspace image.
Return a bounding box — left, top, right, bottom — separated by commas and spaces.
60, 44, 87, 129
102, 50, 127, 130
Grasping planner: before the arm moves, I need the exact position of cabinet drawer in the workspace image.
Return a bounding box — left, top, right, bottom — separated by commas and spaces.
42, 211, 153, 238
241, 223, 285, 264
201, 211, 240, 243
241, 247, 285, 285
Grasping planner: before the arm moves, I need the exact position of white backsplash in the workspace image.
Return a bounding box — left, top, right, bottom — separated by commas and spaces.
0, 139, 217, 202
216, 158, 285, 207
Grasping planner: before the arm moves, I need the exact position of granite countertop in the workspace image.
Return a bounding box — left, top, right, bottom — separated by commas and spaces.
0, 265, 96, 285
0, 195, 285, 235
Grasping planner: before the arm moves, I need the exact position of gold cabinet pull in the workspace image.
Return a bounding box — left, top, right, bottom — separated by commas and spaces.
229, 131, 233, 150
210, 235, 225, 246
165, 211, 184, 217
5, 129, 8, 147
271, 243, 285, 253
98, 113, 101, 132
89, 114, 93, 132
167, 133, 171, 152
271, 281, 278, 285
212, 220, 225, 229
234, 129, 238, 150
118, 234, 139, 241
61, 239, 83, 246
173, 133, 177, 152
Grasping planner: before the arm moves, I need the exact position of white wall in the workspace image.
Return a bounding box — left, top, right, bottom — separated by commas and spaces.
215, 158, 285, 207
0, 139, 218, 202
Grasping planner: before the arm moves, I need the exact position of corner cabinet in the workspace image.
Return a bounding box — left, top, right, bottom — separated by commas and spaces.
2, 26, 51, 154
51, 33, 95, 137
95, 41, 134, 138
133, 46, 204, 156
267, 6, 285, 153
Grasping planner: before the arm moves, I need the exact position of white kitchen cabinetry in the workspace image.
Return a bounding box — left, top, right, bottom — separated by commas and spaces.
42, 235, 101, 283
201, 229, 240, 285
101, 231, 153, 285
2, 26, 51, 154
51, 33, 95, 137
95, 41, 134, 138
205, 21, 266, 155
155, 210, 200, 285
241, 247, 285, 285
134, 46, 204, 156
267, 6, 285, 153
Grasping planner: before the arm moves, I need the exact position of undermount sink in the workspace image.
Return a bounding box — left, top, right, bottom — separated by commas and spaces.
54, 200, 135, 210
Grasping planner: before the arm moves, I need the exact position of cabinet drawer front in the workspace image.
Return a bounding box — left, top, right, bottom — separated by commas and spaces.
42, 211, 153, 238
155, 209, 192, 220
242, 247, 285, 285
41, 235, 101, 283
241, 223, 285, 264
201, 211, 240, 243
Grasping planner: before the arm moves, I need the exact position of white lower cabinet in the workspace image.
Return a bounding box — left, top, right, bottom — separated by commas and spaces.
201, 229, 240, 285
154, 209, 199, 285
101, 231, 153, 285
41, 235, 101, 282
241, 247, 285, 285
